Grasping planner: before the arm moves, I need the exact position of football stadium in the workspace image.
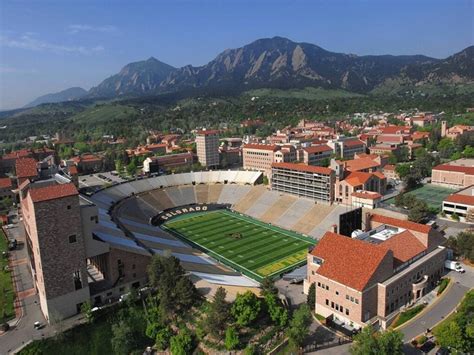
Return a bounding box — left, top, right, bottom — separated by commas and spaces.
162, 209, 314, 281
88, 170, 338, 287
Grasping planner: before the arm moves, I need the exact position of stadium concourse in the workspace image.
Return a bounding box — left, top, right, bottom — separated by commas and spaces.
86, 170, 337, 289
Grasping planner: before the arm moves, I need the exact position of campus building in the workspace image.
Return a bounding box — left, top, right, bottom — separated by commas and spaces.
271, 162, 335, 203
20, 181, 91, 321
305, 214, 447, 330
242, 144, 280, 175
301, 145, 333, 166
196, 130, 220, 168
442, 185, 474, 222
431, 159, 474, 188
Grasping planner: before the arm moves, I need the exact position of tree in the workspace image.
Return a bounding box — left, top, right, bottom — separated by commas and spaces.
147, 255, 200, 320
449, 232, 474, 262
170, 327, 194, 355
205, 287, 230, 339
126, 161, 137, 176
111, 320, 136, 355
307, 282, 316, 307
231, 291, 261, 327
260, 276, 278, 297
438, 138, 455, 158
225, 326, 240, 350
155, 326, 173, 351
408, 200, 429, 223
395, 164, 411, 179
287, 304, 312, 348
433, 321, 465, 352
350, 326, 403, 355
80, 301, 94, 324
378, 329, 404, 355
350, 326, 380, 355
265, 293, 288, 327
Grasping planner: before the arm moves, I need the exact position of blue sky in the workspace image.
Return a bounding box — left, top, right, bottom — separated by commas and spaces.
0, 0, 472, 110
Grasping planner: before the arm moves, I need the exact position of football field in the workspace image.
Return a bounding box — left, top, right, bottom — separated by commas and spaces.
162, 209, 315, 281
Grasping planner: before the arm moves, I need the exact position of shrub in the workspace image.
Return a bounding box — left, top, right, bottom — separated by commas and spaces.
437, 278, 450, 296
224, 326, 239, 350
451, 213, 460, 221
170, 328, 194, 355
416, 335, 427, 345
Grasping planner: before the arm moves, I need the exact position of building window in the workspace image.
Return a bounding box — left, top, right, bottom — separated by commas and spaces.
355, 299, 359, 304
318, 282, 321, 287
350, 296, 354, 302
132, 264, 136, 270
73, 271, 82, 290
336, 291, 339, 295
331, 301, 334, 309
326, 299, 329, 306
346, 295, 349, 300
326, 285, 329, 291
68, 234, 77, 243
67, 205, 71, 210
346, 309, 349, 316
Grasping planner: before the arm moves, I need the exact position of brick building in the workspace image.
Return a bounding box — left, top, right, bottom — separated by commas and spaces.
243, 144, 281, 175
431, 159, 474, 188
20, 182, 90, 321
305, 214, 446, 330
196, 130, 220, 168
301, 145, 333, 166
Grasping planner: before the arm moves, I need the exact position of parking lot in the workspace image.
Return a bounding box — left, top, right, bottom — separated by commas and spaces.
79, 171, 127, 193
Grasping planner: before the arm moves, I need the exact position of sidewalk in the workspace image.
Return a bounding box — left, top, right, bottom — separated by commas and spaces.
0, 218, 50, 354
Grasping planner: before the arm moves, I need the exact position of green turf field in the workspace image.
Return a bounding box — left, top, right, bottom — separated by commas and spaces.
162, 209, 315, 282
386, 184, 456, 210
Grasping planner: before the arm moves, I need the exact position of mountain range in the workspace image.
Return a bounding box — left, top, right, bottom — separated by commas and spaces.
27, 37, 474, 107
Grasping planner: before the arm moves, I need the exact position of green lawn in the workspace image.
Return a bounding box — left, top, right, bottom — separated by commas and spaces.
19, 312, 114, 355
393, 304, 426, 328
386, 184, 456, 210
162, 210, 315, 282
0, 229, 15, 323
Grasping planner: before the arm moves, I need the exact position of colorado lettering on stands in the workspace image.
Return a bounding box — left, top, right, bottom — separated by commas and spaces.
160, 205, 209, 220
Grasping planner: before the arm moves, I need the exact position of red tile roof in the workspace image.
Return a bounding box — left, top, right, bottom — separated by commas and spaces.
370, 214, 431, 234
29, 183, 78, 203
433, 164, 474, 176
445, 193, 474, 206
344, 139, 365, 147
344, 171, 373, 186
383, 164, 396, 171
0, 178, 12, 189
81, 154, 102, 162
373, 171, 386, 180
196, 129, 220, 135
15, 158, 38, 178
303, 145, 333, 154
345, 157, 380, 172
69, 165, 78, 175
310, 232, 390, 291
243, 144, 279, 152
272, 162, 333, 175
370, 145, 398, 151
380, 126, 411, 134
381, 230, 426, 266
352, 191, 382, 200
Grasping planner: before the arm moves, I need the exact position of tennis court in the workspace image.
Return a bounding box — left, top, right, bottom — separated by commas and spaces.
387, 184, 456, 210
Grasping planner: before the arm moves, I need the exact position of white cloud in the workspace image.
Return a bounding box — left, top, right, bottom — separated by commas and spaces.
0, 34, 104, 55
67, 24, 118, 34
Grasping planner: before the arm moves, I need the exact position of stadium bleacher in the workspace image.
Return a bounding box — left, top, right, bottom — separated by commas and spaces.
88, 170, 330, 287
